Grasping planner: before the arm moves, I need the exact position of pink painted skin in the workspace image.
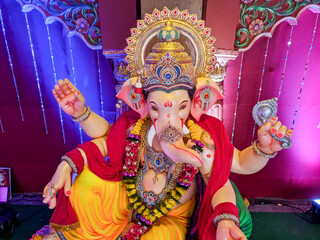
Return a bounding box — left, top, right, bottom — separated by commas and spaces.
147, 90, 203, 167
173, 144, 203, 165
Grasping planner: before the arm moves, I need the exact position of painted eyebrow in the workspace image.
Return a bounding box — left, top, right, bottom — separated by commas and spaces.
150, 101, 157, 105
179, 100, 189, 105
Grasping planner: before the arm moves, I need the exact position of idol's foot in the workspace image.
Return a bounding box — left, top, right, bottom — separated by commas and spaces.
31, 225, 58, 240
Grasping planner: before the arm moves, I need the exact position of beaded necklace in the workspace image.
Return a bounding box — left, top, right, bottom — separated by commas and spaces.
122, 117, 200, 239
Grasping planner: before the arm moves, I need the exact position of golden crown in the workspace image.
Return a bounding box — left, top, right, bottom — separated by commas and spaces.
124, 7, 217, 79
143, 52, 196, 92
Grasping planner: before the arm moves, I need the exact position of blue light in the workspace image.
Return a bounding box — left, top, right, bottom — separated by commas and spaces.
0, 9, 24, 122
46, 23, 66, 144
314, 199, 320, 205
24, 12, 48, 134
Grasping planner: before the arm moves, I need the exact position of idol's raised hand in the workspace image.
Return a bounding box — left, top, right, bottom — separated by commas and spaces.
52, 79, 86, 117
257, 116, 293, 154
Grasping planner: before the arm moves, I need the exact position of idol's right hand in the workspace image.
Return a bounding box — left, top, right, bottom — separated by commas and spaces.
52, 79, 86, 117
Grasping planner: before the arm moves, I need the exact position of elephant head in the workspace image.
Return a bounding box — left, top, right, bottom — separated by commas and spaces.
116, 55, 223, 168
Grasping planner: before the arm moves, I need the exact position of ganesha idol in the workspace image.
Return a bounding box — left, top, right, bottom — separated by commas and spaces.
37, 9, 292, 240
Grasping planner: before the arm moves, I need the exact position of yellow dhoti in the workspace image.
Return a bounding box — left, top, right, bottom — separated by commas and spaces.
60, 167, 196, 240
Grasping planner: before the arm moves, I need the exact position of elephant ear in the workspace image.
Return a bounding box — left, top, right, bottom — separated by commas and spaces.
116, 77, 148, 119
190, 78, 224, 121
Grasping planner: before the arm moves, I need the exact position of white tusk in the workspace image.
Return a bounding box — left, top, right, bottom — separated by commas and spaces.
183, 124, 190, 135
147, 125, 156, 148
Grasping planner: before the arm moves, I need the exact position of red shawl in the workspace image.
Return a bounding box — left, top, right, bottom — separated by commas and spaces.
50, 111, 233, 239
49, 111, 140, 230
195, 114, 234, 240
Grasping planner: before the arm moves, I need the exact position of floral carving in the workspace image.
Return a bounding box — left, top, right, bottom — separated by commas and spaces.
249, 19, 264, 35
75, 18, 89, 33
19, 0, 101, 48
235, 0, 320, 49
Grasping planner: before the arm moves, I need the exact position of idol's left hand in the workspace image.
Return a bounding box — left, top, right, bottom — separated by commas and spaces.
257, 116, 293, 153
216, 220, 247, 240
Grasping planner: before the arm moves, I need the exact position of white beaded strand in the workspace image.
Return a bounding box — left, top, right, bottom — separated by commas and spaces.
97, 50, 104, 118
68, 36, 83, 143
46, 23, 66, 143
0, 9, 24, 122
231, 52, 244, 144
251, 38, 270, 143
278, 25, 294, 99
24, 12, 48, 134
292, 13, 319, 130
0, 117, 4, 133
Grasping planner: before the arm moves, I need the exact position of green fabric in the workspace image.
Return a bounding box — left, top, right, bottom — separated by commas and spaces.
231, 180, 253, 239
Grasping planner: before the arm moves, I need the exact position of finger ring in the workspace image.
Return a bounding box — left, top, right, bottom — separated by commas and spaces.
51, 185, 59, 192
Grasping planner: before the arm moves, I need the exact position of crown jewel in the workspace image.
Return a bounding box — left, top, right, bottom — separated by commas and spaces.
143, 52, 196, 92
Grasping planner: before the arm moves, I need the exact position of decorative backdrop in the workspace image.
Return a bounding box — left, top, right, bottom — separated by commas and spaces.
225, 8, 320, 199
0, 0, 319, 200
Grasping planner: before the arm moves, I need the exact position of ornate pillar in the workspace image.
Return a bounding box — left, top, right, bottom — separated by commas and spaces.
103, 50, 131, 120
206, 49, 239, 120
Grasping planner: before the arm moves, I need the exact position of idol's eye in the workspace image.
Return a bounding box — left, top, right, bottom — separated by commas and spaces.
151, 106, 158, 111
179, 104, 187, 110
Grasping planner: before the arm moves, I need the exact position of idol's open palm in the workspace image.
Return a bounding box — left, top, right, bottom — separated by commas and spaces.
52, 79, 85, 117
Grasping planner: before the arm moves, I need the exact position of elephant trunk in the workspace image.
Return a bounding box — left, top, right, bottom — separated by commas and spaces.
148, 121, 203, 168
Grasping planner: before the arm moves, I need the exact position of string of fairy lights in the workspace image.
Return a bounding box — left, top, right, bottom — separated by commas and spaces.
24, 12, 48, 134
0, 5, 107, 143
46, 23, 66, 143
0, 9, 24, 124
97, 50, 104, 118
250, 38, 270, 144
277, 25, 295, 99
231, 52, 244, 144
291, 13, 319, 131
68, 36, 83, 144
0, 117, 3, 133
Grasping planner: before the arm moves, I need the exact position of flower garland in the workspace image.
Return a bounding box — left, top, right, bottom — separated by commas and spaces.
122, 118, 199, 240
186, 120, 204, 153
